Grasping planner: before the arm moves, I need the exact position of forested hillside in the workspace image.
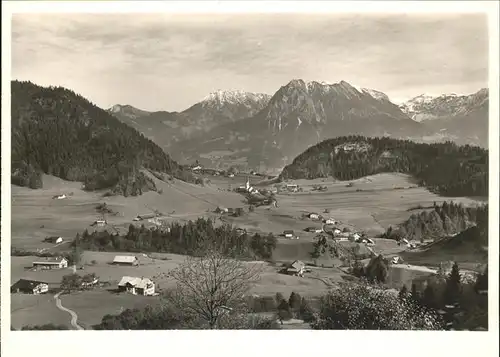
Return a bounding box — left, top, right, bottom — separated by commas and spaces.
74, 218, 277, 260
280, 136, 488, 197
383, 201, 488, 242
11, 81, 193, 194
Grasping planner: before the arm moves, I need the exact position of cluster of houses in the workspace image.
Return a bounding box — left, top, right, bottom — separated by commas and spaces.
12, 254, 157, 297
235, 178, 258, 194
329, 229, 374, 245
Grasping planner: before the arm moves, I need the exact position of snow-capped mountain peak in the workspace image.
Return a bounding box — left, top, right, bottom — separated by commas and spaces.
361, 88, 391, 102
200, 89, 271, 110
109, 104, 128, 113
107, 104, 150, 120
399, 89, 488, 122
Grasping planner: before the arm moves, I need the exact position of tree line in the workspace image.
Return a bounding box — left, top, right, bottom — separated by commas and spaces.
74, 217, 277, 260
11, 80, 194, 193
382, 201, 488, 242
280, 135, 488, 197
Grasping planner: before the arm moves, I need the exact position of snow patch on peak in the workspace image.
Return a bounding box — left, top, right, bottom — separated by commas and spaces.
361, 88, 390, 102
201, 90, 271, 108
110, 104, 126, 113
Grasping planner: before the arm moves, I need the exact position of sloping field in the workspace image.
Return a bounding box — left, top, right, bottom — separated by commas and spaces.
11, 250, 340, 328
400, 226, 488, 271
274, 173, 480, 236
11, 293, 71, 329
11, 174, 245, 249
386, 264, 437, 290
11, 172, 482, 251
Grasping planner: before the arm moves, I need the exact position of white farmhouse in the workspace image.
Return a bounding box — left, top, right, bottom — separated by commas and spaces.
118, 276, 155, 296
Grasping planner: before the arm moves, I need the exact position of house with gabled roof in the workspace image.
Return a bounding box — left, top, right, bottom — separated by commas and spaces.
118, 276, 155, 296
32, 257, 68, 270
283, 230, 295, 239
113, 255, 139, 266
287, 260, 306, 277
11, 279, 49, 295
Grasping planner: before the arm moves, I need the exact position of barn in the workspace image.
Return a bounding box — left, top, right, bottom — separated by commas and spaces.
113, 255, 139, 266
11, 279, 49, 294
32, 257, 68, 270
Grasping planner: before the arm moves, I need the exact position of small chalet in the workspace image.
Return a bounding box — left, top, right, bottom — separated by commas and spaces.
135, 213, 156, 221
92, 219, 107, 227
308, 213, 321, 220
234, 207, 244, 216
392, 256, 403, 264
11, 279, 49, 295
283, 230, 294, 239
118, 276, 155, 296
333, 228, 342, 236
113, 255, 139, 266
32, 257, 68, 270
81, 274, 99, 288
352, 233, 362, 240
215, 206, 229, 214
324, 218, 337, 225
287, 260, 306, 277
44, 236, 63, 244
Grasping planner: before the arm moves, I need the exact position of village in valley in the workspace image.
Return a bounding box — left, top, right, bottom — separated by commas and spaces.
10, 163, 489, 330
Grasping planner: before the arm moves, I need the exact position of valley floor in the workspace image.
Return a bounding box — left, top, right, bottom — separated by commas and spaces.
10, 172, 486, 329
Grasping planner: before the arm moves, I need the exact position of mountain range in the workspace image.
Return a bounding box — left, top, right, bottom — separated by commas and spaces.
108, 80, 488, 173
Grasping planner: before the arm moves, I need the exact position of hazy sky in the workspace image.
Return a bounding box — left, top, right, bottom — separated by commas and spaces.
12, 13, 488, 111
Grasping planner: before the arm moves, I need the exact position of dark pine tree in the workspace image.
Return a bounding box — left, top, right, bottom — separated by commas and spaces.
422, 284, 438, 310
444, 262, 462, 305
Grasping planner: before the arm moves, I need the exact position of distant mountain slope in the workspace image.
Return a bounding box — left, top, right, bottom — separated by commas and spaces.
175, 80, 423, 171
11, 80, 193, 195
107, 90, 271, 153
400, 89, 488, 122
400, 89, 489, 147
280, 136, 488, 197
108, 80, 488, 172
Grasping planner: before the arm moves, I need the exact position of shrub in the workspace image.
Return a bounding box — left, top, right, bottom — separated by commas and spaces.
312, 282, 444, 330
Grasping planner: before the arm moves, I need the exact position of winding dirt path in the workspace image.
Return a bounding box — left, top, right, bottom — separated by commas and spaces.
54, 292, 84, 330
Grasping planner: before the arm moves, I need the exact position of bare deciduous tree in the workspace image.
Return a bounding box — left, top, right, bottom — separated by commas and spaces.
164, 249, 262, 329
